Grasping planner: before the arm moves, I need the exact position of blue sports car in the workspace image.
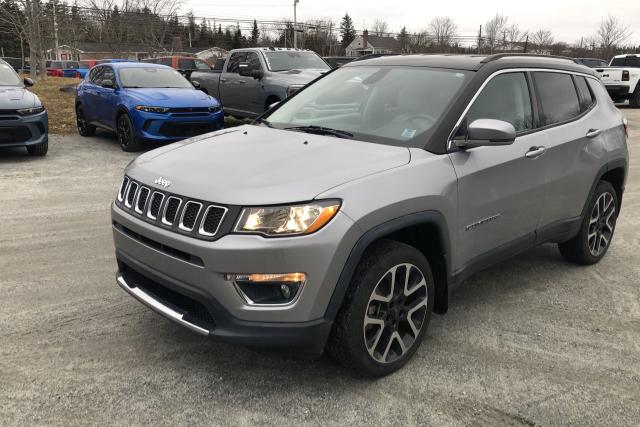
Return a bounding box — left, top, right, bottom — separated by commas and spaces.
75, 62, 224, 151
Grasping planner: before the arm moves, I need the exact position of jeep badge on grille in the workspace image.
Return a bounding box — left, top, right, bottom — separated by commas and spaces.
154, 177, 171, 188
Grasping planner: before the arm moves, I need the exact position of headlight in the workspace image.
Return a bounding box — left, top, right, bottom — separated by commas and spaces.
208, 105, 222, 113
287, 84, 304, 97
234, 200, 340, 236
17, 106, 45, 115
135, 105, 170, 113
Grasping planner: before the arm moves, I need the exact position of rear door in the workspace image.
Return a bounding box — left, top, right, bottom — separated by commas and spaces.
533, 71, 605, 235
219, 51, 246, 111
449, 72, 547, 264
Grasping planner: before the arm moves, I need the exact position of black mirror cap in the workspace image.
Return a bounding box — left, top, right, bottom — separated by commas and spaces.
23, 77, 34, 87
101, 79, 115, 88
457, 119, 516, 148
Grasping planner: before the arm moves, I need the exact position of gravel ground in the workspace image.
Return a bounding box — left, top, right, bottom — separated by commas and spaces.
1, 112, 639, 426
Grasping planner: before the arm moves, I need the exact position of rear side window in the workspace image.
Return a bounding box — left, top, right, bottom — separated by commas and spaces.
610, 57, 624, 66
574, 76, 595, 112
465, 72, 533, 132
626, 56, 640, 67
533, 72, 581, 126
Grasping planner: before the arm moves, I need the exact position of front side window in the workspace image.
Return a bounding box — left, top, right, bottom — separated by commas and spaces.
533, 72, 581, 126
102, 66, 116, 85
226, 52, 245, 73
465, 72, 533, 133
118, 67, 192, 88
245, 52, 262, 70
264, 66, 470, 147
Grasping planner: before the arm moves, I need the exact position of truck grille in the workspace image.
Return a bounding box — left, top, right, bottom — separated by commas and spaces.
117, 176, 228, 240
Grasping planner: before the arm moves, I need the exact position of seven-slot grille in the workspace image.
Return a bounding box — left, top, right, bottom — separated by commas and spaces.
117, 176, 227, 240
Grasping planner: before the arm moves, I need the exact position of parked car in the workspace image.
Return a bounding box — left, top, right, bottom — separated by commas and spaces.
46, 60, 81, 77
75, 62, 223, 151
573, 58, 609, 68
111, 54, 628, 376
141, 56, 211, 80
323, 56, 355, 68
595, 54, 640, 106
0, 59, 48, 156
190, 47, 330, 119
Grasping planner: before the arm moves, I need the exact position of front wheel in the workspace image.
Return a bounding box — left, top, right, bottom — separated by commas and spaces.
327, 240, 434, 377
559, 181, 618, 265
117, 113, 143, 152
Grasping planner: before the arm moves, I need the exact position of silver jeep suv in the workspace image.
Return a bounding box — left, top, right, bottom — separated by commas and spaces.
112, 54, 628, 377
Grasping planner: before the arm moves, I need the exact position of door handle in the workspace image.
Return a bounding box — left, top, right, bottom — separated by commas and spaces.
238, 80, 247, 84
525, 146, 547, 159
586, 129, 601, 138
220, 78, 227, 82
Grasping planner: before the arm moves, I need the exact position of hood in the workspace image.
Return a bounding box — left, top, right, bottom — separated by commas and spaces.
127, 125, 410, 205
0, 87, 39, 109
270, 68, 327, 85
124, 88, 219, 107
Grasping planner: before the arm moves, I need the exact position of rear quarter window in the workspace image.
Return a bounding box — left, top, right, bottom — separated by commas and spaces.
533, 72, 581, 126
574, 76, 596, 112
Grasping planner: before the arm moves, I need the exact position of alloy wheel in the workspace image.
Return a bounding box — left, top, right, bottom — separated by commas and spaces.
118, 117, 131, 148
588, 192, 616, 257
77, 109, 87, 133
363, 263, 428, 364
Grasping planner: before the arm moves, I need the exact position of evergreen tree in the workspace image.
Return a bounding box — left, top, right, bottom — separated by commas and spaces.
251, 19, 259, 45
398, 26, 409, 53
339, 14, 356, 50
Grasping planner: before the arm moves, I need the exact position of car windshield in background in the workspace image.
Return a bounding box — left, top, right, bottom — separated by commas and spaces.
119, 67, 193, 88
264, 66, 470, 147
0, 63, 21, 86
580, 59, 608, 68
263, 51, 330, 72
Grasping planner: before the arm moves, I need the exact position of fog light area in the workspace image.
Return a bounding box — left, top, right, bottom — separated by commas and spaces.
225, 273, 307, 305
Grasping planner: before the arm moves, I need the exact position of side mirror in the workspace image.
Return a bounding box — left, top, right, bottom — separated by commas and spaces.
100, 79, 115, 89
191, 80, 201, 89
239, 62, 263, 79
455, 119, 516, 149
23, 77, 34, 87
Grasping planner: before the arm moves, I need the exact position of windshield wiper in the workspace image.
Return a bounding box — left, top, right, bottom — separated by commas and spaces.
284, 125, 354, 139
254, 117, 273, 128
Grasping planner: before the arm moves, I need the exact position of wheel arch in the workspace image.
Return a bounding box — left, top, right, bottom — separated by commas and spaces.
599, 161, 627, 212
325, 211, 452, 321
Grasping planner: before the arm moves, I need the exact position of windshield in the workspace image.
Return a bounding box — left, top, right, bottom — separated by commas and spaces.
0, 63, 21, 86
119, 67, 193, 88
264, 66, 471, 147
263, 51, 329, 72
581, 59, 607, 68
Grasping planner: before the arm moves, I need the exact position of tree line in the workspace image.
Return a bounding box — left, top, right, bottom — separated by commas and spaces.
0, 0, 636, 80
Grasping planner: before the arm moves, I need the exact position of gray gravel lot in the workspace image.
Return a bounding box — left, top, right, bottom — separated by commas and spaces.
1, 112, 639, 426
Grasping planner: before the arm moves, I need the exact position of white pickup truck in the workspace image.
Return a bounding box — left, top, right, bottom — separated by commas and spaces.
596, 54, 640, 107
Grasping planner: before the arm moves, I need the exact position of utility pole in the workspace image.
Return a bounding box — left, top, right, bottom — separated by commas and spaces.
477, 25, 482, 54
53, 0, 60, 60
293, 0, 299, 48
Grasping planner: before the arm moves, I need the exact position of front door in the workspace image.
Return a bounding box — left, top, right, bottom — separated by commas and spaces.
219, 51, 246, 112
449, 72, 548, 266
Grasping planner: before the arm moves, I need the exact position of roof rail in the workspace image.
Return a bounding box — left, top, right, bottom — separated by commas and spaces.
479, 53, 576, 65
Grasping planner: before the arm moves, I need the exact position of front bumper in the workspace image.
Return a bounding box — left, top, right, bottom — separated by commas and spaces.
0, 111, 48, 148
111, 201, 361, 349
131, 109, 224, 142
604, 84, 631, 99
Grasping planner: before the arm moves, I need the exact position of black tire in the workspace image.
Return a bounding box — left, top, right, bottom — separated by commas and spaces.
76, 105, 96, 136
327, 240, 435, 377
629, 86, 640, 108
26, 140, 48, 156
117, 113, 143, 152
558, 181, 618, 265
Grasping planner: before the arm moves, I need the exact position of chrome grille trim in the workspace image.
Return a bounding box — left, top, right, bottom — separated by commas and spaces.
134, 186, 150, 214
198, 205, 228, 237
178, 201, 203, 232
124, 182, 138, 208
118, 176, 130, 202
161, 196, 182, 226
146, 191, 165, 220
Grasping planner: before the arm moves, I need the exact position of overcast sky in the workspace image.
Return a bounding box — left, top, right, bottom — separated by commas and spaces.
183, 0, 640, 45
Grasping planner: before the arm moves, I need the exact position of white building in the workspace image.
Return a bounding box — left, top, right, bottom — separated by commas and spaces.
345, 30, 401, 57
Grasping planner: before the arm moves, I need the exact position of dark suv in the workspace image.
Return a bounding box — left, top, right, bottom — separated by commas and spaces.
112, 54, 628, 376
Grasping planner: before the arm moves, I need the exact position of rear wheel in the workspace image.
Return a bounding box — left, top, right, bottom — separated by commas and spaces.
629, 86, 640, 108
559, 181, 618, 265
327, 240, 434, 377
117, 113, 143, 152
26, 140, 48, 156
76, 105, 96, 136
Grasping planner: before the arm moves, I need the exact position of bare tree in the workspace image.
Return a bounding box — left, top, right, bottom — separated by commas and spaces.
0, 0, 47, 79
428, 16, 457, 52
530, 29, 554, 53
504, 23, 527, 51
485, 13, 508, 53
595, 15, 631, 56
371, 19, 389, 37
